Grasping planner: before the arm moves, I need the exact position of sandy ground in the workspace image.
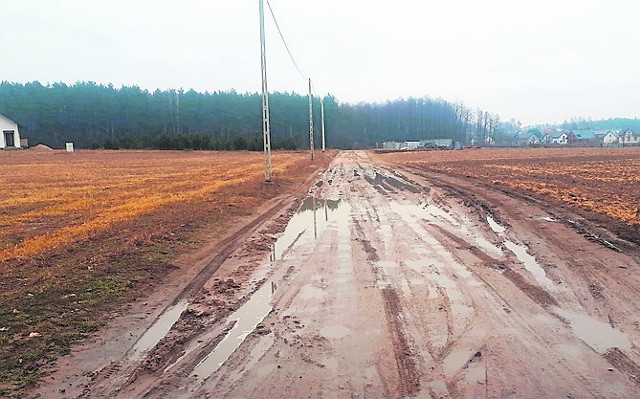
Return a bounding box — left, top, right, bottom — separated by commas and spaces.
32, 150, 640, 398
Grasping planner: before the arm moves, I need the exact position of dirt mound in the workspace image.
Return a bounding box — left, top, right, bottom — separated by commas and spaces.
29, 144, 56, 152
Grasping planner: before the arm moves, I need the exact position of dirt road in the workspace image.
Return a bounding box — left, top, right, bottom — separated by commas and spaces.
33, 151, 640, 398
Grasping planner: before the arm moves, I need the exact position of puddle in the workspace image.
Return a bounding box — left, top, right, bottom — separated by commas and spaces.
486, 216, 556, 292
320, 325, 352, 340
554, 307, 631, 353
184, 196, 350, 381
191, 282, 273, 381
486, 216, 505, 235
423, 203, 459, 226
274, 196, 346, 260
225, 334, 275, 386
542, 216, 556, 222
130, 299, 189, 360
365, 171, 420, 193
503, 240, 557, 291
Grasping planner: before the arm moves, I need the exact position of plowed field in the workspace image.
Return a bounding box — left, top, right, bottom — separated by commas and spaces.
377, 147, 640, 237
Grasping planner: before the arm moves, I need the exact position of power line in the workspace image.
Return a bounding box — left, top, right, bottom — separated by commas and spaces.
265, 0, 307, 81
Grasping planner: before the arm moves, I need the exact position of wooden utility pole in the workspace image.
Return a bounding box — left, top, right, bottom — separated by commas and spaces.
308, 78, 314, 160
259, 0, 272, 181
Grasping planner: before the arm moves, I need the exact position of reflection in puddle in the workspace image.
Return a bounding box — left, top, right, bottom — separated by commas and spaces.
554, 307, 631, 353
274, 197, 344, 260
187, 195, 349, 381
191, 283, 273, 381
130, 300, 189, 360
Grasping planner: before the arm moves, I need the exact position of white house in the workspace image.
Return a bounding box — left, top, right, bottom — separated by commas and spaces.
0, 113, 22, 149
603, 131, 620, 145
620, 129, 639, 146
549, 131, 568, 145
513, 131, 540, 146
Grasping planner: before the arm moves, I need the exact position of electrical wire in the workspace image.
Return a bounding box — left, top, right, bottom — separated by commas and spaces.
266, 0, 308, 81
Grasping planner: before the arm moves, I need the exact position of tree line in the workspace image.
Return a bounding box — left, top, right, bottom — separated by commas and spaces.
0, 81, 503, 150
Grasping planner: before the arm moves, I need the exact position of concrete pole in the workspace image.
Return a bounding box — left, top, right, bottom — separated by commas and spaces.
259, 0, 272, 181
321, 97, 326, 152
308, 78, 314, 161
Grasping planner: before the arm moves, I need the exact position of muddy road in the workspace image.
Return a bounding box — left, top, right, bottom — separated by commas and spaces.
33, 151, 640, 398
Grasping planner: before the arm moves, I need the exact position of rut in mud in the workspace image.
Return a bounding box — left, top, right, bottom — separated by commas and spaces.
33, 151, 640, 399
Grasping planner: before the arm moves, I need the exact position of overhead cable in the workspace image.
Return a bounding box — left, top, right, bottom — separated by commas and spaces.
266, 0, 308, 81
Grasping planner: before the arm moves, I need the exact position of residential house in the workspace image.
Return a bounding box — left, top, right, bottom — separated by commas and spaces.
513, 131, 540, 146
620, 129, 639, 146
547, 130, 569, 145
572, 129, 598, 145
594, 130, 610, 140
0, 113, 22, 149
602, 131, 620, 146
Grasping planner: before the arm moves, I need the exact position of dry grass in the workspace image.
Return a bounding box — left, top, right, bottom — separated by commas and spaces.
0, 150, 314, 263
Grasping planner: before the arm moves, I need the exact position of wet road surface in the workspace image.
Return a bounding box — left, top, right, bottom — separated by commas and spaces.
33, 151, 640, 398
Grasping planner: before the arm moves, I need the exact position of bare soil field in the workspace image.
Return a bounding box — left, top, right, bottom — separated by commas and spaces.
0, 149, 334, 397
26, 149, 640, 399
376, 147, 640, 232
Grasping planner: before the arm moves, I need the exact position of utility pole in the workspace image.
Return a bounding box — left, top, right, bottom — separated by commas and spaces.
259, 0, 272, 181
320, 97, 326, 152
308, 78, 314, 161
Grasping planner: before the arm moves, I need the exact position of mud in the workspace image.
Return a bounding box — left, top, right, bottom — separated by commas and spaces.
31, 151, 640, 399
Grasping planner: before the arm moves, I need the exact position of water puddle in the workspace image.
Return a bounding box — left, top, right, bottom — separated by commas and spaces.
130, 299, 189, 360
183, 195, 350, 380
503, 241, 557, 291
274, 196, 343, 259
423, 203, 459, 226
487, 216, 556, 291
554, 308, 631, 353
365, 171, 420, 193
191, 282, 273, 381
486, 215, 505, 235
542, 216, 556, 222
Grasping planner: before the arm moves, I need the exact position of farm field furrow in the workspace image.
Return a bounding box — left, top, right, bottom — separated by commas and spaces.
377, 147, 640, 228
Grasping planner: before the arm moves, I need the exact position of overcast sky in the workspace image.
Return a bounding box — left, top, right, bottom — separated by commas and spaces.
1, 0, 638, 125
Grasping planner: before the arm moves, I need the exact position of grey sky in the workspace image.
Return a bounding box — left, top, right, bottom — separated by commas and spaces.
1, 0, 638, 125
